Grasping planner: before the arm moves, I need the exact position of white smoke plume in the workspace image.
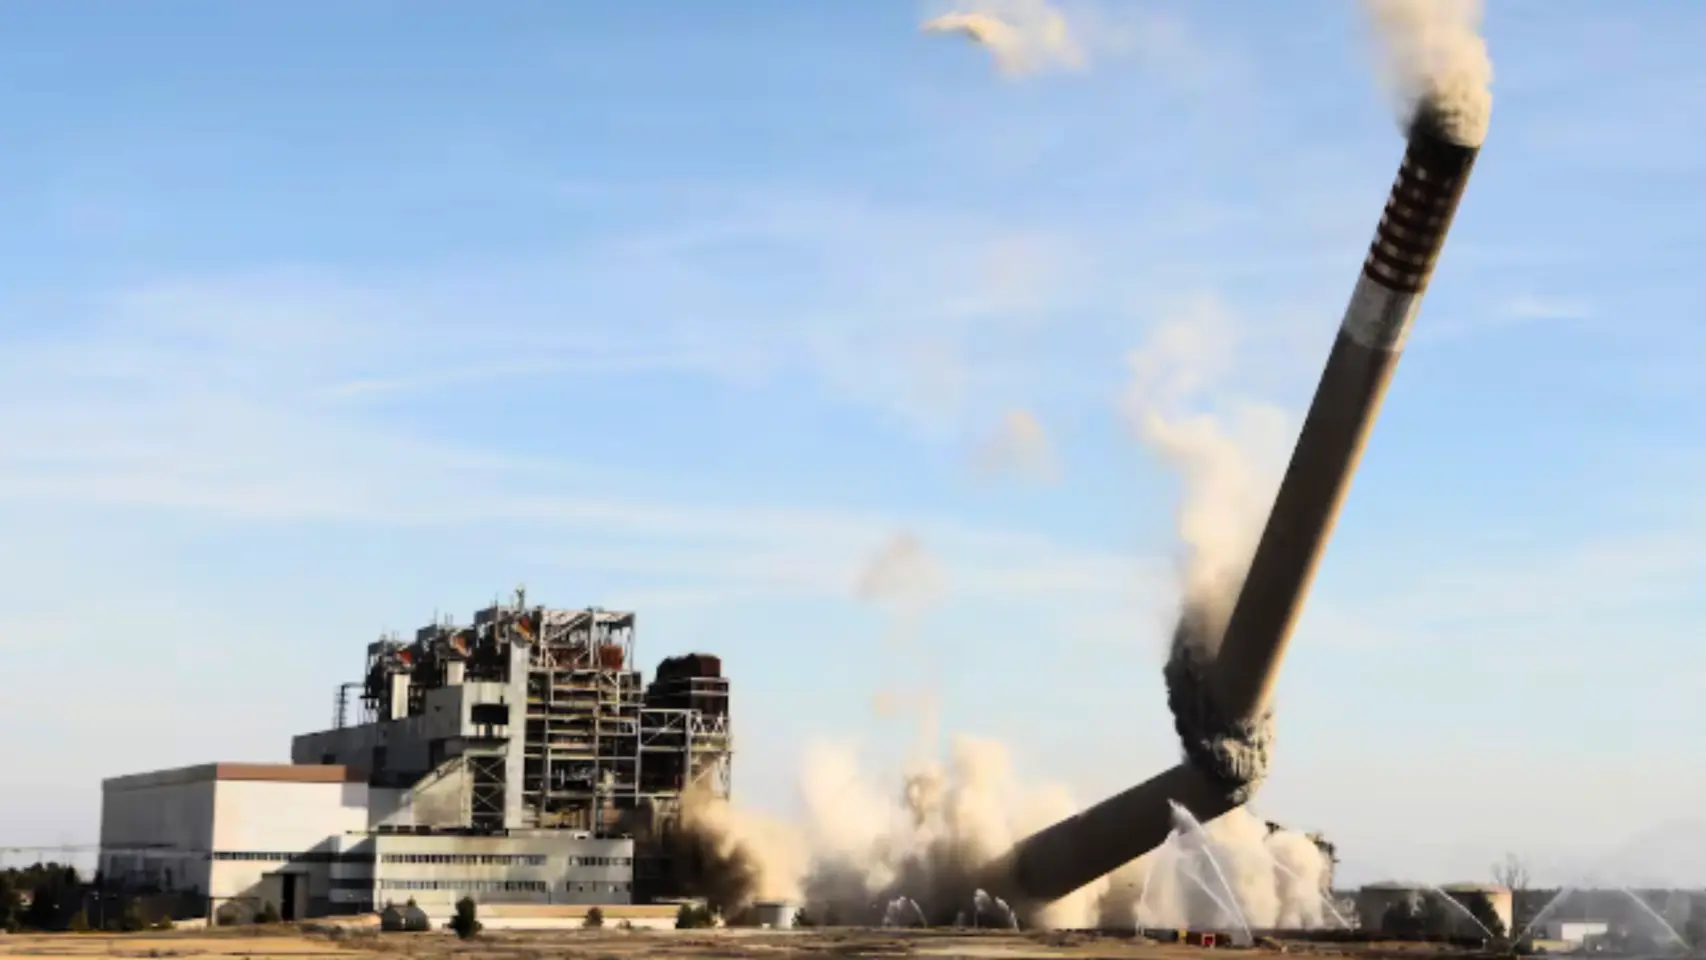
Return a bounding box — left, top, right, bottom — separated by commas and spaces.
1361, 0, 1495, 146
1121, 299, 1291, 655
855, 532, 946, 618
920, 0, 1086, 77
673, 739, 1339, 930
1095, 807, 1340, 931
855, 532, 946, 758
797, 736, 1104, 929
974, 408, 1059, 482
670, 496, 1332, 930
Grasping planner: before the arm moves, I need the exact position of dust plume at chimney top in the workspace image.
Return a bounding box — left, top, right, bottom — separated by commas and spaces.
1362, 0, 1494, 146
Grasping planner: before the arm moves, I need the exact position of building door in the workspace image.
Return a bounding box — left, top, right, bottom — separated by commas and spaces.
281, 874, 300, 921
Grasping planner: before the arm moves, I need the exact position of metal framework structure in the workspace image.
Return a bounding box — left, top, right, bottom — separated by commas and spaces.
333, 588, 732, 838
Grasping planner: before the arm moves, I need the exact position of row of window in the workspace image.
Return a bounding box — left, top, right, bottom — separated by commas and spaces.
211, 851, 375, 863
380, 854, 546, 866
380, 879, 550, 893
202, 851, 629, 865
345, 879, 632, 893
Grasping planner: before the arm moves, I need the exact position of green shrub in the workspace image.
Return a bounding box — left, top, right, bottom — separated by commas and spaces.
674, 903, 715, 929
257, 901, 282, 925
449, 897, 481, 939
67, 909, 91, 933
119, 900, 150, 932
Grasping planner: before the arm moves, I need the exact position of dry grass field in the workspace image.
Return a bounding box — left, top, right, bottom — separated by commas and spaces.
0, 925, 1496, 960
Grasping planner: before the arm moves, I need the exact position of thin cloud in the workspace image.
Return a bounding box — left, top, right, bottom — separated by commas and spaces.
1502, 293, 1593, 322
921, 2, 1086, 77
972, 408, 1060, 482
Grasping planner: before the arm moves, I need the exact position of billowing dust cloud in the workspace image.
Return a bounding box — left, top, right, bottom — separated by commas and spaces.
665, 406, 1334, 928
856, 533, 944, 737
974, 408, 1059, 482
1122, 301, 1290, 804
671, 739, 1339, 930
1361, 0, 1494, 146
920, 0, 1085, 77
1095, 807, 1340, 930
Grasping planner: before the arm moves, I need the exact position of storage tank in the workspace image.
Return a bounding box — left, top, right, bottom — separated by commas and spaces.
748, 900, 796, 930
1440, 883, 1513, 938
1358, 882, 1426, 933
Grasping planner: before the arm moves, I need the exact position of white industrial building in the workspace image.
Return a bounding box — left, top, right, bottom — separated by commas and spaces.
99, 593, 736, 925
100, 762, 634, 924
1544, 920, 1612, 947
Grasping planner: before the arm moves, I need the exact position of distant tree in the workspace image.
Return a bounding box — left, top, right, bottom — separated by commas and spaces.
1493, 854, 1531, 892
1465, 893, 1508, 939
120, 900, 150, 932
584, 906, 605, 928
450, 897, 481, 939
22, 865, 79, 931
0, 873, 20, 932
675, 903, 715, 929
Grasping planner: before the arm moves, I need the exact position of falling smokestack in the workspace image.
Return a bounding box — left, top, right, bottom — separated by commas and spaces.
993, 103, 1487, 906
1209, 102, 1482, 728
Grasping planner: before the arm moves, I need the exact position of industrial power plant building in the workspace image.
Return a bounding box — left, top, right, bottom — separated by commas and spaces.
98, 591, 732, 924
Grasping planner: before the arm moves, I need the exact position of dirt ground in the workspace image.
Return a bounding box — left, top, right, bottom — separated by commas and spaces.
0, 927, 1486, 960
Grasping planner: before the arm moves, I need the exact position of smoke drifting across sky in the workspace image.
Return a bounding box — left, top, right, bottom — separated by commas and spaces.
920, 0, 1086, 77
973, 409, 1059, 483
1122, 299, 1291, 652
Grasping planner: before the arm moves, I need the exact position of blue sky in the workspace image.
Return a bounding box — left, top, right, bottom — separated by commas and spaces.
2, 1, 1703, 886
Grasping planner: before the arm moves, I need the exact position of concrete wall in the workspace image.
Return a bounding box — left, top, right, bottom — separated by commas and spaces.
503, 642, 531, 830
365, 833, 636, 922
210, 779, 369, 852
477, 903, 679, 930
99, 772, 216, 896
292, 682, 513, 776
207, 778, 374, 921
100, 761, 636, 925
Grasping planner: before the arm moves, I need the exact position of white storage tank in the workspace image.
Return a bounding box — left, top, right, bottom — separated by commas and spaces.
749, 900, 796, 929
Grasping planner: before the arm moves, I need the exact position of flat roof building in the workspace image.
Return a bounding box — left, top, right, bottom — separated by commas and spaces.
101, 762, 636, 924
98, 585, 730, 924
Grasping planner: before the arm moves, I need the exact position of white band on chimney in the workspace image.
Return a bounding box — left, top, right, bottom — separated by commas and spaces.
1340, 273, 1422, 353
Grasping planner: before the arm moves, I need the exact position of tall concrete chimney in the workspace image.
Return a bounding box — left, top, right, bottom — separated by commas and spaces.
996, 105, 1487, 906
